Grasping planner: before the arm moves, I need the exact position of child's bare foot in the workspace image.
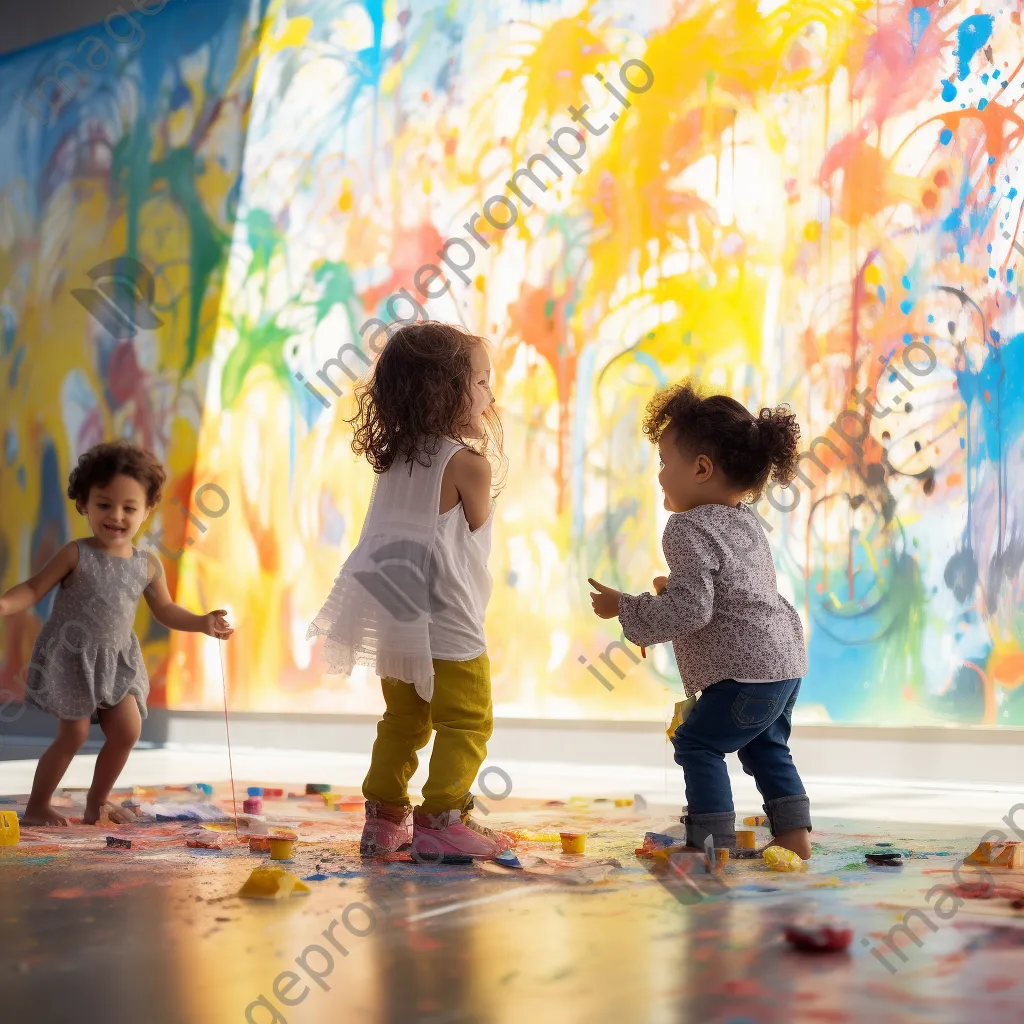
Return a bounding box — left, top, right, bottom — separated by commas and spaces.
762, 828, 812, 860
22, 803, 69, 826
83, 801, 137, 825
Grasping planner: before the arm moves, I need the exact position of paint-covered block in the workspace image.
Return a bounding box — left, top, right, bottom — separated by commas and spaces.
0, 810, 20, 845
238, 867, 312, 899
966, 841, 1024, 870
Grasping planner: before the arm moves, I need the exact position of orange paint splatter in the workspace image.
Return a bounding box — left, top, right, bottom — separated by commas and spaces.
988, 649, 1024, 690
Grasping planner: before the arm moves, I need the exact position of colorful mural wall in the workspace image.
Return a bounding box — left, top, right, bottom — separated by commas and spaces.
0, 0, 269, 705
3, 0, 1023, 726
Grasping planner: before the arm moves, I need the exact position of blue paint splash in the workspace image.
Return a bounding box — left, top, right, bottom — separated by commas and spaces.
909, 7, 930, 55
956, 333, 1024, 464
941, 80, 957, 102
941, 174, 998, 261
956, 15, 993, 81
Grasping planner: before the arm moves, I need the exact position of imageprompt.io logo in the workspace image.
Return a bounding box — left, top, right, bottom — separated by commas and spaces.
72, 257, 163, 339
353, 540, 449, 621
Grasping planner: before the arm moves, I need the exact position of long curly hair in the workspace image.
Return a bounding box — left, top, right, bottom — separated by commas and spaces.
67, 441, 167, 509
348, 321, 505, 487
643, 380, 800, 500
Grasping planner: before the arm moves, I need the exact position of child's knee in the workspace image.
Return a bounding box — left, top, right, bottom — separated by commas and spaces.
671, 728, 698, 762
108, 720, 142, 749
102, 709, 142, 748
58, 718, 91, 750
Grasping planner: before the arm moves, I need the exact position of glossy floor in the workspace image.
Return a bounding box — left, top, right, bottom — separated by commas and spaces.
4, 783, 1024, 1024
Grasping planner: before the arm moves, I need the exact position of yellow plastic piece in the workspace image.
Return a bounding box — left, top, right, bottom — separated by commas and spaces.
560, 831, 586, 854
614, 798, 633, 807
762, 846, 808, 872
736, 830, 756, 850
269, 837, 296, 861
0, 810, 20, 845
744, 815, 769, 827
238, 867, 311, 899
666, 697, 697, 739
966, 841, 1024, 870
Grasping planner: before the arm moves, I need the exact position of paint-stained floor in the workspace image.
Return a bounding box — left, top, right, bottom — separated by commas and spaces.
4, 785, 1024, 1024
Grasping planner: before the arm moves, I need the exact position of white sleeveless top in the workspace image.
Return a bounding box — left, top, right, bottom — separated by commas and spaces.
307, 438, 493, 701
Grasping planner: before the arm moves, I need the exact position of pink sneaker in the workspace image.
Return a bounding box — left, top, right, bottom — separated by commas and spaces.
461, 812, 514, 850
412, 808, 502, 862
360, 801, 412, 857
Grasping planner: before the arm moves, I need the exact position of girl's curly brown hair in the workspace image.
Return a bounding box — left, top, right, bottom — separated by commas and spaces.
348, 321, 505, 487
643, 380, 800, 500
68, 441, 167, 510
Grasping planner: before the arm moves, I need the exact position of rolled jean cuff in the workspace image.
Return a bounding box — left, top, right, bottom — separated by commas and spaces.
765, 794, 811, 835
684, 811, 736, 850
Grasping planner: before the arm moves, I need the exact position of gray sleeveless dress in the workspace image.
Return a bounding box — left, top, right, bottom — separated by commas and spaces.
24, 539, 154, 722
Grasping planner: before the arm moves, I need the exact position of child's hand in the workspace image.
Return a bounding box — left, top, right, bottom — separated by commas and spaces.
203, 609, 234, 639
653, 575, 668, 596
587, 578, 621, 619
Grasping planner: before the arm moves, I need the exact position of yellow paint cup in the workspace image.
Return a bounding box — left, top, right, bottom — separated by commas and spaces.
269, 837, 296, 861
715, 848, 729, 866
735, 830, 756, 850
560, 831, 586, 855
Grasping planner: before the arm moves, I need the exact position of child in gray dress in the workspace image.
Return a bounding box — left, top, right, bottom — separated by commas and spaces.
0, 441, 233, 826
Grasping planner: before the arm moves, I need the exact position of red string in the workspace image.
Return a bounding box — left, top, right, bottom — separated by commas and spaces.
218, 638, 238, 834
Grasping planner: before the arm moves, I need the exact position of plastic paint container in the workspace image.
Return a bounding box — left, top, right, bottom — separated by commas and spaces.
263, 788, 284, 798
247, 787, 264, 798
735, 830, 756, 849
243, 797, 263, 814
559, 831, 586, 855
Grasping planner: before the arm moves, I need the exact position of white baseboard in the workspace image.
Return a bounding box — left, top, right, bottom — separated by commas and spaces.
4, 703, 1023, 786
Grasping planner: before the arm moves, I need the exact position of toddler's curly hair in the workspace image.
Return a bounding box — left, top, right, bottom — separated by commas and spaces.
67, 441, 167, 509
643, 380, 800, 500
348, 321, 505, 483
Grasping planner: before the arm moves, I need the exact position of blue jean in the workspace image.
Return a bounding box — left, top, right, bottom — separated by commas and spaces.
671, 678, 811, 848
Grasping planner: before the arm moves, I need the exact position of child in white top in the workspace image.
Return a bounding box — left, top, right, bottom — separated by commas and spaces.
308, 322, 507, 860
589, 382, 812, 859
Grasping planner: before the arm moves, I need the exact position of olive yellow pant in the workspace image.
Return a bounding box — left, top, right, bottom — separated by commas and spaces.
362, 653, 493, 816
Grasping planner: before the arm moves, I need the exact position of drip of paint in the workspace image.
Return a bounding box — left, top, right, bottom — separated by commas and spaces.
955, 15, 993, 82
941, 80, 957, 102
